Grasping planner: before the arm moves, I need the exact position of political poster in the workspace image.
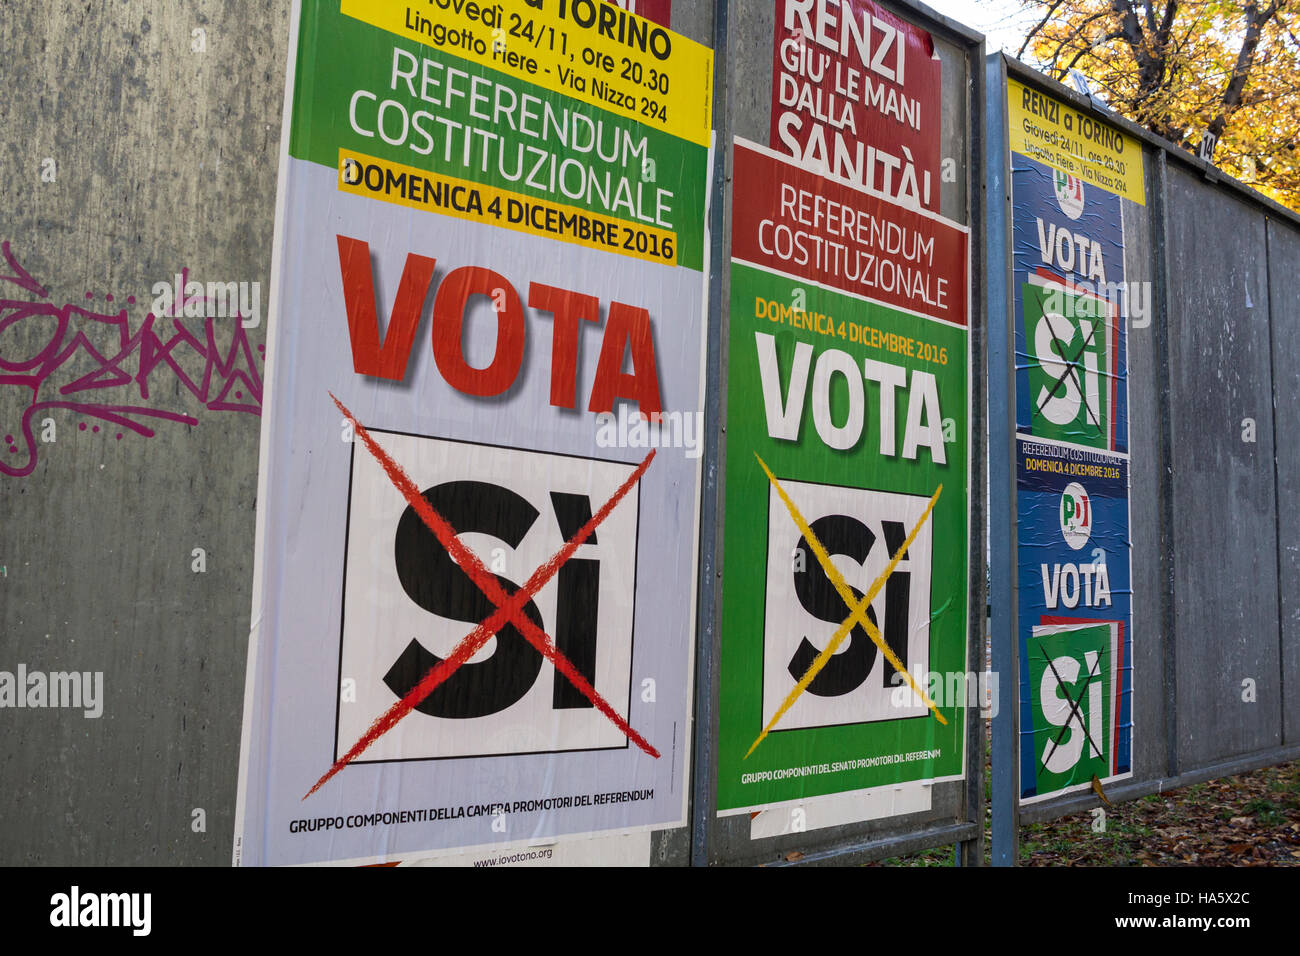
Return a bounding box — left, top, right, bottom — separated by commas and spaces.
1009, 81, 1137, 802
1007, 78, 1145, 205
234, 0, 712, 866
1016, 437, 1132, 801
715, 137, 970, 817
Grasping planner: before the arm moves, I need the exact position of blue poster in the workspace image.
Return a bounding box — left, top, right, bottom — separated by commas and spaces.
1012, 154, 1134, 801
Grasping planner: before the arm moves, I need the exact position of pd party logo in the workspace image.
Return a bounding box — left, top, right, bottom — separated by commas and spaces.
1053, 169, 1084, 220
1059, 481, 1092, 549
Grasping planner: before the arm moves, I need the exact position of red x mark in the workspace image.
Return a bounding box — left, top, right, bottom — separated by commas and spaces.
305, 394, 658, 799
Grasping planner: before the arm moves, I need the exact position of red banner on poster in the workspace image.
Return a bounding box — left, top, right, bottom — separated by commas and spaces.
770, 0, 940, 211
732, 139, 967, 327
604, 0, 670, 28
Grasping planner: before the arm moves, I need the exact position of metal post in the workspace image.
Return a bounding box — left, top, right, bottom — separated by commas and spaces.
689, 0, 730, 869
1151, 151, 1179, 779
958, 37, 990, 868
1266, 215, 1288, 747
985, 54, 1020, 867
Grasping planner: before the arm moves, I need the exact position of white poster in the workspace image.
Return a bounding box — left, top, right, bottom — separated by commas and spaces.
234, 0, 713, 866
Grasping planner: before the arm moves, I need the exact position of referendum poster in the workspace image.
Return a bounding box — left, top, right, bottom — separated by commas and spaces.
1009, 81, 1137, 802
1016, 437, 1132, 800
716, 137, 969, 816
235, 0, 712, 866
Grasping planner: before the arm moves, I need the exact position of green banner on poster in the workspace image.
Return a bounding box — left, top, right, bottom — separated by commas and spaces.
1027, 623, 1118, 797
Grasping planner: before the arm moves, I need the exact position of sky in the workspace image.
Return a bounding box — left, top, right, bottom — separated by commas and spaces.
920, 0, 1042, 56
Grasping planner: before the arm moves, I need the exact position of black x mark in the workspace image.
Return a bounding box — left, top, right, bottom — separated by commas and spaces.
1035, 304, 1105, 430
1041, 649, 1103, 766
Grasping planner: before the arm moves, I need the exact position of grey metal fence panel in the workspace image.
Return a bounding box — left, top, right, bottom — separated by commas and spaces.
1264, 216, 1300, 748
0, 1, 291, 866
1166, 167, 1283, 767
1117, 150, 1169, 787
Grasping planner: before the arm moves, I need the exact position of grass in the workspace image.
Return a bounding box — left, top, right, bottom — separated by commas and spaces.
870, 757, 1300, 866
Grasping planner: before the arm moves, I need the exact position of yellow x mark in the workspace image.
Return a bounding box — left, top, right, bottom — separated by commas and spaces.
746, 454, 946, 760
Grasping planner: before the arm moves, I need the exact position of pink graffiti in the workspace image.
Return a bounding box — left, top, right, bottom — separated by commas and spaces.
0, 240, 262, 478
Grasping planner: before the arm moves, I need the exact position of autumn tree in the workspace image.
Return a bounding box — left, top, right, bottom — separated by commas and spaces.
1015, 0, 1300, 209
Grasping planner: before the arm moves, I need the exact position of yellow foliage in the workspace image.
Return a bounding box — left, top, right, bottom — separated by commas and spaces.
1015, 0, 1300, 210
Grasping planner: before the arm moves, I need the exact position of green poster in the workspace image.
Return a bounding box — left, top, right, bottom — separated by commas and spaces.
1021, 277, 1114, 450
234, 0, 714, 864
716, 140, 971, 815
1026, 623, 1116, 797
287, 2, 709, 271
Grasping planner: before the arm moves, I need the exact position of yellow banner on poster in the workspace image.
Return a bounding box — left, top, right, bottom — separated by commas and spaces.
337, 148, 678, 266
1008, 79, 1145, 205
341, 0, 712, 147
